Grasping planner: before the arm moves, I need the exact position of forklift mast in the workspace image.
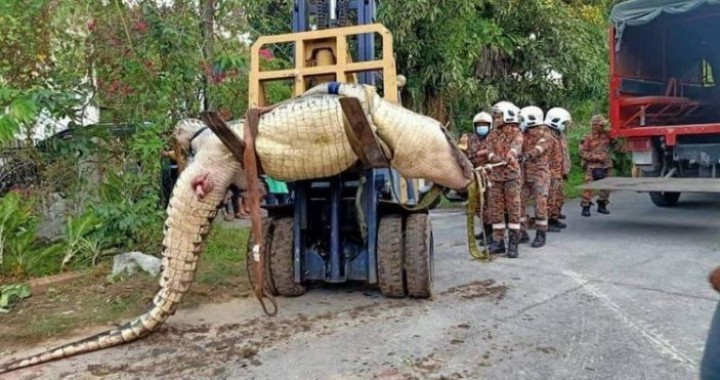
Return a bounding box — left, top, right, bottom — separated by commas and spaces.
246, 0, 431, 296
293, 0, 376, 87
291, 0, 383, 284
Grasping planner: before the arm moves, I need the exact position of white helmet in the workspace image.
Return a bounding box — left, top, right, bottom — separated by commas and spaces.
519, 106, 544, 131
491, 101, 520, 125
472, 111, 492, 125
472, 111, 492, 137
545, 107, 572, 132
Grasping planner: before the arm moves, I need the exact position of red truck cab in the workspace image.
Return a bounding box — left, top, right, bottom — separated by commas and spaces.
608, 0, 720, 206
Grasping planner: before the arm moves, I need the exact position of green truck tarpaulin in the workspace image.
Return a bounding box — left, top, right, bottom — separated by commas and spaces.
611, 0, 720, 50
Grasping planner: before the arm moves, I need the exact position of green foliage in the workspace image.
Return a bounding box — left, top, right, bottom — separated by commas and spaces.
376, 0, 612, 130
0, 1, 91, 143
89, 170, 165, 253
565, 121, 590, 199
233, 0, 615, 128
0, 193, 63, 278
2, 1, 248, 274
0, 283, 31, 313
196, 225, 249, 286
59, 212, 112, 270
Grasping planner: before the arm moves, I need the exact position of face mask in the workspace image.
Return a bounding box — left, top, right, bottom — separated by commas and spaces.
475, 126, 489, 136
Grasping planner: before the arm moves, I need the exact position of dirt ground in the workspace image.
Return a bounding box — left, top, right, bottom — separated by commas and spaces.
0, 260, 251, 355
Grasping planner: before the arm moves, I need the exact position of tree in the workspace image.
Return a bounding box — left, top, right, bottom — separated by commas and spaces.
379, 0, 612, 131
240, 0, 612, 131
0, 0, 256, 261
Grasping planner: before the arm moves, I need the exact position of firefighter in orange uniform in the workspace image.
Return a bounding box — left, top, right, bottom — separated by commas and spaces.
546, 107, 572, 231
518, 106, 553, 248
580, 114, 614, 216
467, 111, 493, 241
486, 101, 523, 258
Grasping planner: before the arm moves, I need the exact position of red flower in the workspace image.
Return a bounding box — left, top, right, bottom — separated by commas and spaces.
259, 48, 274, 60
134, 21, 149, 33
212, 73, 226, 84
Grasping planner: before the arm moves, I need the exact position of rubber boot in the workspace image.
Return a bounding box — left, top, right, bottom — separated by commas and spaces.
531, 230, 546, 248
581, 205, 591, 217
488, 239, 506, 254
519, 229, 530, 244
597, 200, 610, 215
549, 219, 567, 229
474, 224, 493, 241
507, 231, 519, 258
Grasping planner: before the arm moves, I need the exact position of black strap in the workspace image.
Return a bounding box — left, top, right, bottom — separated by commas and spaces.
188, 126, 209, 157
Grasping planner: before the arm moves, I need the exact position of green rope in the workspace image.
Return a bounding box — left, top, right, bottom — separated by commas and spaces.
386, 171, 445, 212
466, 162, 506, 261
467, 170, 492, 261
356, 175, 368, 242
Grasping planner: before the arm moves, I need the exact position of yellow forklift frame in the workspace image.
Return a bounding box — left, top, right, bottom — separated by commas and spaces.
248, 23, 419, 203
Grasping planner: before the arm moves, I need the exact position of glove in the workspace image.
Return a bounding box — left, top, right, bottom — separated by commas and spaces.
488, 153, 503, 163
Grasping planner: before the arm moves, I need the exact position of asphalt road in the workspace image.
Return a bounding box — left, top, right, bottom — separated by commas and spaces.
6, 191, 720, 380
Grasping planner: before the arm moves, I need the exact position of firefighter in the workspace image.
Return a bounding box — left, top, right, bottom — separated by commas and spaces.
467, 111, 493, 241
546, 107, 572, 231
580, 114, 614, 217
486, 101, 523, 258
518, 106, 553, 248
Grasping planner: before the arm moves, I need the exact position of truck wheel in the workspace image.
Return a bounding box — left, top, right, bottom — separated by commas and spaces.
377, 214, 407, 298
246, 218, 277, 295
404, 213, 434, 298
269, 217, 306, 297
649, 192, 681, 207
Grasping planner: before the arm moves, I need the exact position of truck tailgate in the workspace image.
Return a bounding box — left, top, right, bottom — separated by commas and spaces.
577, 177, 720, 193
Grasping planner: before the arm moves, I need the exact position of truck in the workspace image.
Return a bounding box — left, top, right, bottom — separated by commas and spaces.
586, 0, 720, 206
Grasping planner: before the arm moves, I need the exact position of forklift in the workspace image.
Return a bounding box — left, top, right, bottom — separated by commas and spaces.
246, 0, 434, 298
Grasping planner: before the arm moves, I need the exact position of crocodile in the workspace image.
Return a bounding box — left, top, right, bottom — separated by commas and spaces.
0, 83, 473, 374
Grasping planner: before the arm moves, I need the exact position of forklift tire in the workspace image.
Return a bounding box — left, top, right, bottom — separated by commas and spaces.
269, 217, 307, 297
403, 213, 434, 298
649, 191, 681, 207
377, 214, 407, 298
245, 218, 277, 295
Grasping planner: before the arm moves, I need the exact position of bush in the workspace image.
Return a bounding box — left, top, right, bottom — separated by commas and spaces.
0, 193, 63, 278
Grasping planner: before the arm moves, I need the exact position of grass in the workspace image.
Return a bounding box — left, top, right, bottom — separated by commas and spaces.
0, 225, 251, 351
564, 124, 590, 200
196, 225, 250, 287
